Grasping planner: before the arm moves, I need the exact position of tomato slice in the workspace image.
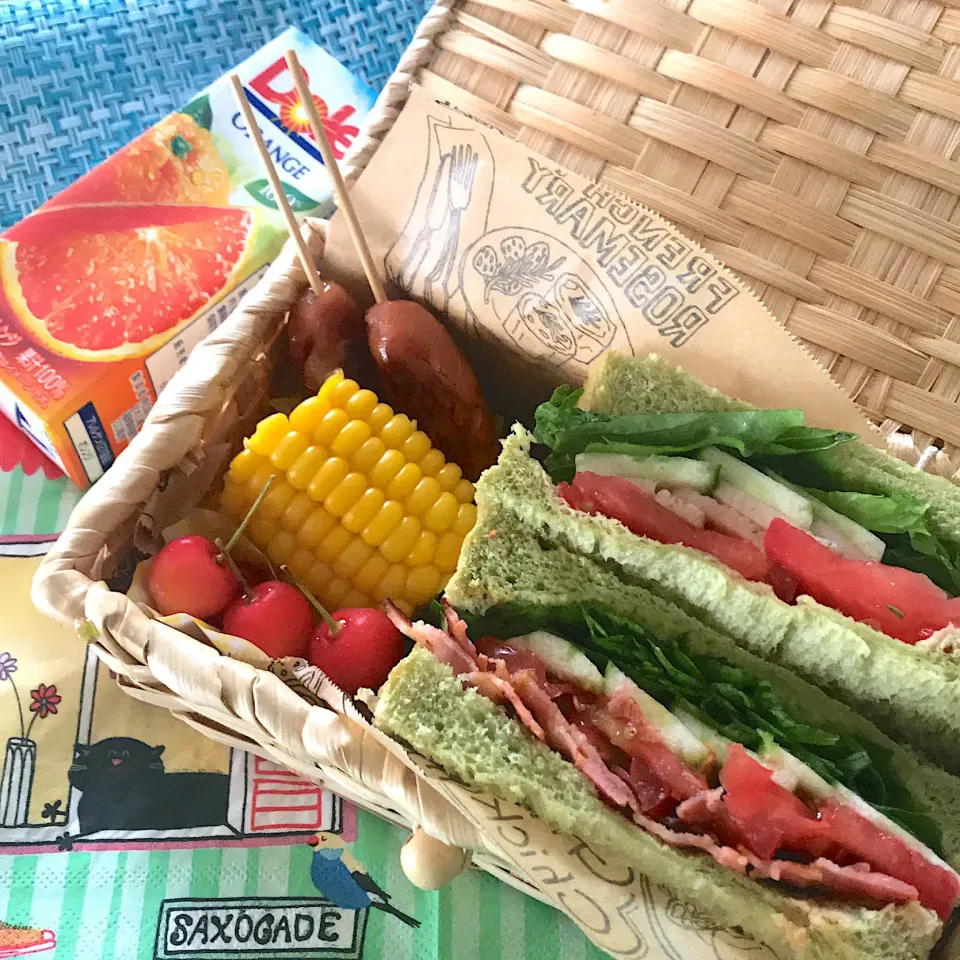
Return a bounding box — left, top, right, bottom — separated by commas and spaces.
559, 473, 773, 582
764, 519, 957, 644
622, 756, 677, 820
719, 744, 825, 860
819, 799, 960, 919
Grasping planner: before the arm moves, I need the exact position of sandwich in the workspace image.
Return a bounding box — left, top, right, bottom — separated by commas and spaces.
467, 351, 960, 773
373, 504, 960, 960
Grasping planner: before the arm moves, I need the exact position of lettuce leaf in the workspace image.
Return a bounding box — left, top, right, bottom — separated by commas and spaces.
462, 600, 941, 853
533, 387, 855, 481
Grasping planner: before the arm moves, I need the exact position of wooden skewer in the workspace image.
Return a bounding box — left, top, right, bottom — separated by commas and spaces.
229, 74, 322, 295
284, 48, 388, 305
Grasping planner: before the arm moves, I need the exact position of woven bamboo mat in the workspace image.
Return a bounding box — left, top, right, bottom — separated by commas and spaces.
415, 0, 960, 460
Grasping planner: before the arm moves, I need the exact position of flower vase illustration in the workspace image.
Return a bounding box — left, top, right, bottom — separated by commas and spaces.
0, 653, 61, 827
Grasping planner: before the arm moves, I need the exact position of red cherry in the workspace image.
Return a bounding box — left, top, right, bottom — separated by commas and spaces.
146, 535, 240, 619
307, 607, 406, 695
222, 581, 314, 659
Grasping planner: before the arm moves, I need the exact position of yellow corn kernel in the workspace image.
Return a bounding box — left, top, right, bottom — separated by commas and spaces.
229, 448, 266, 484
367, 402, 394, 434
246, 462, 276, 500
401, 430, 432, 464
385, 462, 422, 500
453, 478, 475, 503
324, 473, 367, 518
380, 516, 421, 563
317, 369, 344, 401
325, 577, 352, 608
282, 491, 317, 531
374, 564, 407, 600
221, 481, 249, 518
333, 539, 374, 579
340, 590, 369, 610
417, 448, 446, 478
246, 413, 289, 456
351, 437, 386, 474
289, 395, 331, 434
270, 431, 310, 471
435, 531, 463, 572
435, 462, 462, 491
344, 388, 378, 421
407, 531, 437, 567
249, 515, 280, 546
367, 403, 393, 436
288, 445, 329, 490
287, 547, 316, 580
306, 561, 334, 598
380, 414, 415, 449
342, 488, 385, 534
406, 477, 443, 517
355, 554, 390, 594
331, 420, 372, 459
317, 525, 356, 564
453, 502, 478, 536
423, 492, 458, 533
327, 377, 360, 409
369, 449, 405, 488
406, 565, 442, 604
260, 480, 298, 519
361, 500, 404, 546
312, 408, 351, 446
307, 457, 349, 501
266, 531, 298, 567
297, 508, 338, 547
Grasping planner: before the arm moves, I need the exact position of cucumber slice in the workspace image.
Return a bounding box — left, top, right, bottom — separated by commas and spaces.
764, 470, 886, 562
699, 447, 813, 529
604, 665, 713, 769
508, 631, 605, 693
575, 452, 718, 493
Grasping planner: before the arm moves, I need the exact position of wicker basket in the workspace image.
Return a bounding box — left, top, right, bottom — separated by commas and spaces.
28, 0, 960, 954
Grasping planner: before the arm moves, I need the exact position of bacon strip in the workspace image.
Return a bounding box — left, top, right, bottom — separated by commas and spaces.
751, 858, 919, 907
510, 670, 639, 813
464, 671, 546, 741
384, 601, 477, 676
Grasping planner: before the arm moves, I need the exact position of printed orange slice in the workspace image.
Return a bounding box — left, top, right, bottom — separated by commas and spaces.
38, 112, 230, 208
1, 203, 257, 362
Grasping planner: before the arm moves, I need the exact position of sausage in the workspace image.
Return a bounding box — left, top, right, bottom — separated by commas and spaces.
366, 299, 499, 480
287, 281, 377, 393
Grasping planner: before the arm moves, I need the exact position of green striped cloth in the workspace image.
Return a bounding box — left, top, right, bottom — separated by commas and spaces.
0, 812, 605, 958
0, 466, 81, 540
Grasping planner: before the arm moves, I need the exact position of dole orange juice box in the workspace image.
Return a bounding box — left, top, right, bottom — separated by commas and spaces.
0, 27, 375, 489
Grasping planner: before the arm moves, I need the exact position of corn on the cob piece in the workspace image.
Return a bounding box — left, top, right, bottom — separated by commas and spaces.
221, 371, 479, 616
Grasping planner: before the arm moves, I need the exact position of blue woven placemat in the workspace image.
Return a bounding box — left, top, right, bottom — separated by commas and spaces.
0, 0, 430, 229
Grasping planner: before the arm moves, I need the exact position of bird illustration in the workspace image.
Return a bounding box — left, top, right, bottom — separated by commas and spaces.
307, 833, 421, 928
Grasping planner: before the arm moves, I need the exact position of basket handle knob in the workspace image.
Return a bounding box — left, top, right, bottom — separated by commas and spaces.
400, 827, 469, 890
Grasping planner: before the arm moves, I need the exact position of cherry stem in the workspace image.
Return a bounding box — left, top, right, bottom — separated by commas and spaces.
216, 538, 252, 598
222, 474, 277, 557
280, 565, 341, 636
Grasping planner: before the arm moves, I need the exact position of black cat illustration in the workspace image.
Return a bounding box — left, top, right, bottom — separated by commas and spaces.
57, 737, 230, 850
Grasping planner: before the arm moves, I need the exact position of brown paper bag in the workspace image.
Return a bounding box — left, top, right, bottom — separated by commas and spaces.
324, 85, 880, 445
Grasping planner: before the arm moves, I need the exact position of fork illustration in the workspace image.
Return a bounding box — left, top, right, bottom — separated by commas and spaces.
425, 143, 478, 313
